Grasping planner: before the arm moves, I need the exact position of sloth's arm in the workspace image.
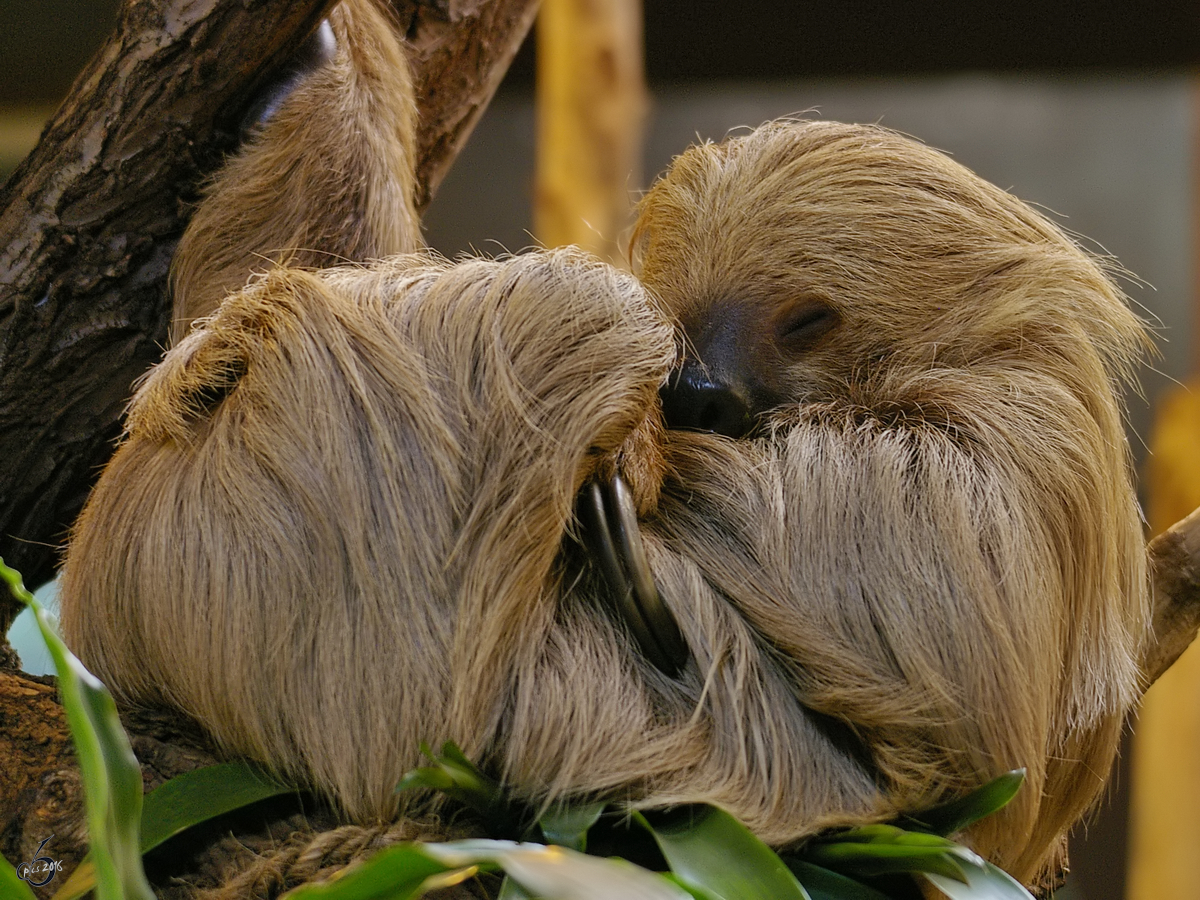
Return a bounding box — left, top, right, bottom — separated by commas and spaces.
170, 0, 420, 342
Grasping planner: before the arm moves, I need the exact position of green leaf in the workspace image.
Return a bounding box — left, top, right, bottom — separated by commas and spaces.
282, 843, 473, 900
922, 861, 1035, 900
1, 854, 38, 900
2, 558, 154, 900
786, 861, 893, 900
660, 873, 723, 900
538, 801, 607, 852
817, 824, 959, 848
424, 840, 692, 900
396, 742, 524, 837
284, 838, 691, 900
53, 763, 296, 900
635, 805, 811, 900
803, 841, 970, 883
901, 771, 1025, 837
141, 761, 298, 852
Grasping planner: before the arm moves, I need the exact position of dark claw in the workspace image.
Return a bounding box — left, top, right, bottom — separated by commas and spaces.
576, 474, 690, 677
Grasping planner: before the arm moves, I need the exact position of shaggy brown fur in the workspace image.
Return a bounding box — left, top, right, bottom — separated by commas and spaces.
631, 120, 1151, 880
169, 0, 420, 343
58, 8, 1151, 888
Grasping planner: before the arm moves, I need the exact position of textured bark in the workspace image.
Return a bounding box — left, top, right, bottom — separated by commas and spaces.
0, 0, 339, 625
1144, 505, 1200, 685
397, 0, 542, 210
0, 0, 538, 636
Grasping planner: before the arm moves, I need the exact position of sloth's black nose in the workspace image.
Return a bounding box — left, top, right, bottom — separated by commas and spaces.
659, 360, 754, 438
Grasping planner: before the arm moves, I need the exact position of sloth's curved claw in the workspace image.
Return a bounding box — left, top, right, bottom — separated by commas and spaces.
239, 20, 338, 139
576, 474, 690, 677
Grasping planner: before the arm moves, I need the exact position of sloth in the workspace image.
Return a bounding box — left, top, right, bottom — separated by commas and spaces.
629, 120, 1150, 881
57, 0, 1151, 889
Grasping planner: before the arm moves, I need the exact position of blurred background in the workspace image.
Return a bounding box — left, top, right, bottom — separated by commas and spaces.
5, 2, 1200, 897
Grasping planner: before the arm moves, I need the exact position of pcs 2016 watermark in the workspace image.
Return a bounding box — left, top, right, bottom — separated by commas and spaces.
14, 836, 63, 888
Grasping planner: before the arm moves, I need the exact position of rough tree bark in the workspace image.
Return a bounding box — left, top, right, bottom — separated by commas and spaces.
0, 0, 539, 638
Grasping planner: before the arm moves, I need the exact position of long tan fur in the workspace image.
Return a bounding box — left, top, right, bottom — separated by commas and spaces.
59, 7, 1151, 887
631, 120, 1151, 880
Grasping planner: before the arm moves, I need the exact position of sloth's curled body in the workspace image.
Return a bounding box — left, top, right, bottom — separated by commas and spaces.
57, 4, 1150, 886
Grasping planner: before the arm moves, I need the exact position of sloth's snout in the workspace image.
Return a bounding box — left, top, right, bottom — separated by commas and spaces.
660, 359, 754, 438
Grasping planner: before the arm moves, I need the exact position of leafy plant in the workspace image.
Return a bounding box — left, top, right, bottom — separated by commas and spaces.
3, 557, 153, 900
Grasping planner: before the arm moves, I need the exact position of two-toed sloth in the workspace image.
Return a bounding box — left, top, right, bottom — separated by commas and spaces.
58, 0, 1150, 887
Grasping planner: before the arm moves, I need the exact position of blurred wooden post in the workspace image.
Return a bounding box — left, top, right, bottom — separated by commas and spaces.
534, 0, 646, 264
1126, 81, 1200, 900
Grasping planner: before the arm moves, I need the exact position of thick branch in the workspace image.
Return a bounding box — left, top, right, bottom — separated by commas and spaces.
0, 0, 337, 625
0, 0, 539, 635
396, 0, 542, 210
1144, 505, 1200, 684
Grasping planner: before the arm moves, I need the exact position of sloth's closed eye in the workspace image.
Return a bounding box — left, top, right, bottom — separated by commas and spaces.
776, 302, 839, 352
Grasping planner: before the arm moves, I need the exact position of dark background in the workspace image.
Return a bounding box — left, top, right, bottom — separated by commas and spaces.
6, 0, 1200, 104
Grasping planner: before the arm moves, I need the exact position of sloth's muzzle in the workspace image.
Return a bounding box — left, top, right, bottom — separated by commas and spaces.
575, 474, 690, 677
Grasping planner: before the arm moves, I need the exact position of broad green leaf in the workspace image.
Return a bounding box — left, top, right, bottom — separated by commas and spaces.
141, 761, 297, 852
660, 873, 723, 900
425, 840, 691, 900
803, 841, 969, 883
635, 805, 811, 900
284, 838, 689, 900
282, 842, 473, 900
923, 861, 1034, 900
1, 854, 38, 900
57, 763, 295, 900
2, 558, 153, 900
901, 771, 1025, 837
786, 861, 892, 900
538, 801, 607, 851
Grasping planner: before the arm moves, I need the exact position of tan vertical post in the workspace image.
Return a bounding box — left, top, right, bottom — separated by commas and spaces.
534, 0, 647, 264
1126, 81, 1200, 900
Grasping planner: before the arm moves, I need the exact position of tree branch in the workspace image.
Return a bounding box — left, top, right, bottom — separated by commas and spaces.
1144, 505, 1200, 684
395, 0, 542, 210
